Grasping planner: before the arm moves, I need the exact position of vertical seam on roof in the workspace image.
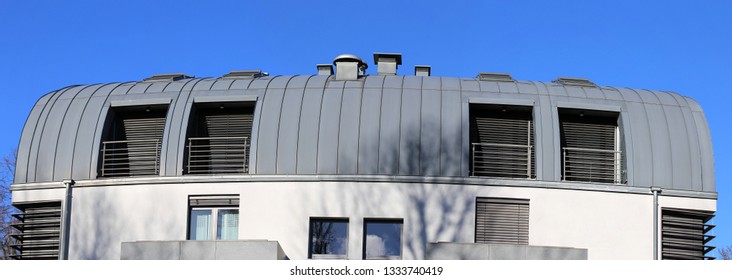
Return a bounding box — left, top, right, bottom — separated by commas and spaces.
437, 77, 442, 176
160, 81, 174, 92
170, 79, 202, 176
417, 76, 424, 174
87, 82, 136, 178
312, 77, 328, 173
458, 77, 464, 175
22, 87, 68, 182
647, 89, 676, 187
354, 77, 365, 173
206, 78, 217, 90
253, 77, 276, 174
396, 76, 405, 174
274, 76, 296, 173
376, 76, 385, 173
667, 91, 700, 190
293, 75, 314, 173
70, 83, 124, 180
51, 84, 97, 180
333, 79, 346, 173
30, 86, 75, 182
627, 88, 656, 186
135, 82, 153, 94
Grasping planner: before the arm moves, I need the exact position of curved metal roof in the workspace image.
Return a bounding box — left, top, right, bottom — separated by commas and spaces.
13, 75, 715, 193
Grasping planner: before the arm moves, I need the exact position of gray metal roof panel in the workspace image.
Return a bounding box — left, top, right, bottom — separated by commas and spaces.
13, 75, 716, 194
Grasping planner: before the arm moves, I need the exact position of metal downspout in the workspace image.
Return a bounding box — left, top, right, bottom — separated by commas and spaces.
651, 186, 661, 260
60, 179, 74, 260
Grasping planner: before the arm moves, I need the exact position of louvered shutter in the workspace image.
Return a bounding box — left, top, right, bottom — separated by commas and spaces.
560, 113, 620, 183
10, 202, 63, 260
661, 208, 716, 260
100, 108, 167, 177
189, 195, 240, 207
475, 197, 529, 245
470, 108, 534, 179
186, 106, 254, 174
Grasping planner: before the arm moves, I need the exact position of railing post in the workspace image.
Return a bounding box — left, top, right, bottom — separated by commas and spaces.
101, 143, 107, 177
527, 145, 532, 179
187, 138, 192, 174
471, 144, 475, 176
562, 148, 566, 181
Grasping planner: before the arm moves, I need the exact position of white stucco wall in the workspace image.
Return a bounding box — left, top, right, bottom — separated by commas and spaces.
11, 181, 716, 260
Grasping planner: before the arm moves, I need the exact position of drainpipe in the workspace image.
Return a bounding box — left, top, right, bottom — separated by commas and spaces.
60, 179, 74, 260
651, 186, 661, 260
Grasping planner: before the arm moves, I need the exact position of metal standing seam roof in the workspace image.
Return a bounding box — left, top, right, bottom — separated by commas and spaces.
13, 75, 715, 193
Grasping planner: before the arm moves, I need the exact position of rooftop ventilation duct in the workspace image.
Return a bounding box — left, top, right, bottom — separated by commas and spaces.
553, 77, 597, 87
477, 72, 515, 82
373, 52, 402, 75
142, 73, 193, 83
222, 70, 268, 79
317, 64, 333, 75
414, 65, 431, 77
333, 54, 368, 80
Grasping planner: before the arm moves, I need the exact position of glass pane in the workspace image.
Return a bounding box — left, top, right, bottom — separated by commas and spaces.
310, 219, 348, 256
217, 209, 239, 240
190, 210, 212, 240
365, 220, 402, 258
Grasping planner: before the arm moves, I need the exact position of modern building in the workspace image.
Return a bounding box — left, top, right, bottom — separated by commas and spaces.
10, 53, 716, 260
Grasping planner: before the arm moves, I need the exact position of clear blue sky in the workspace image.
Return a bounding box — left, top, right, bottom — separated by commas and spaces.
1, 1, 730, 257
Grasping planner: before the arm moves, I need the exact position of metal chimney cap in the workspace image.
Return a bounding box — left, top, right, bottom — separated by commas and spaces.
333, 54, 368, 69
373, 53, 403, 65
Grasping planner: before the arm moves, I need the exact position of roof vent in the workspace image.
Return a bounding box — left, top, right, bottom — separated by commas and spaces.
222, 70, 268, 79
477, 72, 515, 82
333, 54, 368, 80
373, 52, 402, 75
317, 64, 333, 75
415, 65, 431, 77
142, 73, 193, 83
553, 77, 597, 87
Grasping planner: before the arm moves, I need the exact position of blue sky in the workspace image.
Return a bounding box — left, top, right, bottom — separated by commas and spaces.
0, 1, 730, 257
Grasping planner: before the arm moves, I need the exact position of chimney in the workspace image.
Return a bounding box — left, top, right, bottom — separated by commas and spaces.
333, 54, 368, 80
414, 65, 431, 77
317, 64, 334, 75
373, 52, 402, 75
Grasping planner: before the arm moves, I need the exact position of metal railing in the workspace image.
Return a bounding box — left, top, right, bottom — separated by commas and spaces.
562, 147, 623, 184
187, 136, 249, 174
471, 143, 533, 179
100, 139, 161, 177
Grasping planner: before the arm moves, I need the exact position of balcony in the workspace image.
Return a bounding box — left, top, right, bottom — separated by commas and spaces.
186, 136, 249, 174
100, 139, 161, 177
562, 147, 622, 184
471, 143, 534, 179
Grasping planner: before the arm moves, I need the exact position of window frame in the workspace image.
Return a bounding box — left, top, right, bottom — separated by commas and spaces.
308, 217, 349, 260
186, 195, 240, 241
362, 218, 404, 260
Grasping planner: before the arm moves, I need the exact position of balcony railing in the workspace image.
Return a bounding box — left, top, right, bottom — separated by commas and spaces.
100, 139, 161, 177
471, 143, 533, 179
562, 147, 623, 184
187, 136, 249, 174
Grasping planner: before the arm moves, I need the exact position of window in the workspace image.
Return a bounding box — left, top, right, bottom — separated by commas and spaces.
363, 219, 403, 260
475, 197, 529, 245
308, 218, 348, 259
188, 195, 239, 240
10, 201, 63, 260
470, 104, 534, 179
559, 108, 623, 184
99, 105, 168, 177
661, 208, 716, 260
185, 102, 254, 174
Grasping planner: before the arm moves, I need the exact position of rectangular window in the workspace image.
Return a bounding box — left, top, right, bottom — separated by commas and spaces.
99, 105, 168, 177
188, 195, 239, 240
308, 218, 348, 259
185, 102, 254, 174
363, 219, 403, 260
661, 208, 716, 260
559, 108, 623, 184
10, 201, 63, 260
470, 104, 534, 179
475, 197, 529, 245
